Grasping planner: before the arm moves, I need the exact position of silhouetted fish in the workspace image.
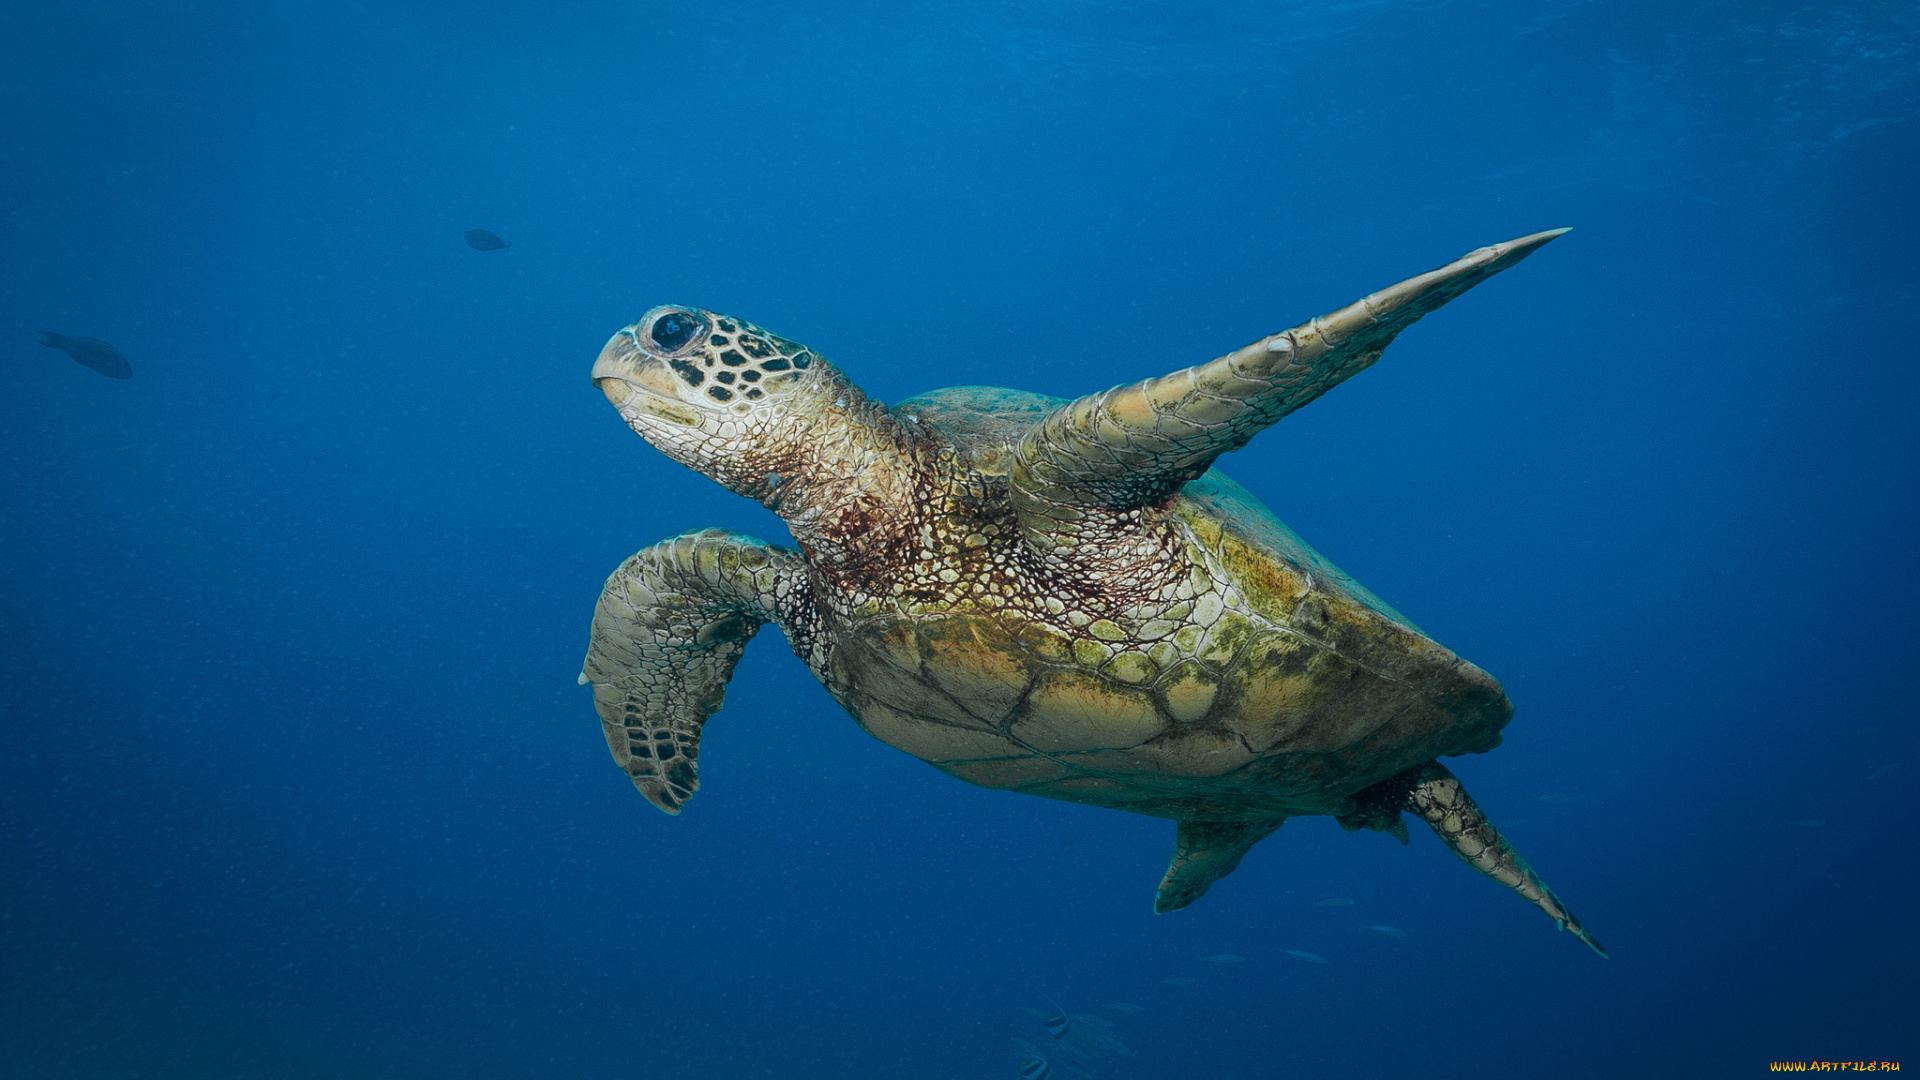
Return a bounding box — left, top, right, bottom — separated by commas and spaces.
1160, 976, 1199, 986
464, 228, 509, 251
1538, 793, 1586, 804
38, 332, 131, 379
1202, 953, 1246, 963
1040, 998, 1071, 1039
1102, 1002, 1144, 1013
1014, 1012, 1134, 1071
1019, 1056, 1051, 1080
1314, 898, 1355, 907
1362, 925, 1407, 937
1285, 949, 1328, 964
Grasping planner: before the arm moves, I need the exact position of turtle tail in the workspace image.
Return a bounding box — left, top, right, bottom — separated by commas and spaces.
1403, 762, 1608, 958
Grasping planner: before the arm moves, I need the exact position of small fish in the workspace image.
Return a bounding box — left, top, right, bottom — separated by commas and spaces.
38, 332, 132, 379
1314, 898, 1355, 907
1020, 1056, 1051, 1080
1538, 793, 1586, 804
1160, 976, 1199, 986
1285, 950, 1328, 964
464, 228, 510, 251
1362, 925, 1407, 937
1202, 953, 1246, 963
1103, 1002, 1144, 1013
1040, 998, 1070, 1040
1867, 763, 1900, 781
1789, 818, 1823, 828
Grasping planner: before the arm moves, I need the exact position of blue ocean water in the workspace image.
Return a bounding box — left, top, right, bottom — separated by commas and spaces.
3, 2, 1915, 1076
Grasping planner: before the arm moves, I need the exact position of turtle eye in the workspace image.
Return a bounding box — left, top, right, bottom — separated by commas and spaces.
649, 310, 707, 353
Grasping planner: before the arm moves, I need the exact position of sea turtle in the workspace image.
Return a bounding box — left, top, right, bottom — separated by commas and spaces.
580, 228, 1605, 956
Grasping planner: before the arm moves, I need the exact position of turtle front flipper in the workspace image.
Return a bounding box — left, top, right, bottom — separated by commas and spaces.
581, 529, 815, 814
1154, 817, 1286, 913
1010, 230, 1567, 546
1404, 762, 1608, 957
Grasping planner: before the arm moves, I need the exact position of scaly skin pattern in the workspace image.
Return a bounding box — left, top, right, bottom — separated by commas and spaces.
581, 530, 817, 814
582, 231, 1605, 950
1009, 230, 1570, 546
1405, 762, 1608, 957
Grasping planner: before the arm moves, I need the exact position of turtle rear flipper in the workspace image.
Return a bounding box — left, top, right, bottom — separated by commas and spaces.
1011, 230, 1567, 548
581, 529, 814, 814
1404, 762, 1608, 957
1154, 817, 1285, 913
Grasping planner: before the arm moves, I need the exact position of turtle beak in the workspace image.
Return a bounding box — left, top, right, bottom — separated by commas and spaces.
592, 331, 704, 426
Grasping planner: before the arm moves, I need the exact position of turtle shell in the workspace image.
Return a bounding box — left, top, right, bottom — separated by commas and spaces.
820, 386, 1511, 825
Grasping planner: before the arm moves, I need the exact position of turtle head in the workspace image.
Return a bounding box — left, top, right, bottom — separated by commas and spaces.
592, 305, 863, 503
